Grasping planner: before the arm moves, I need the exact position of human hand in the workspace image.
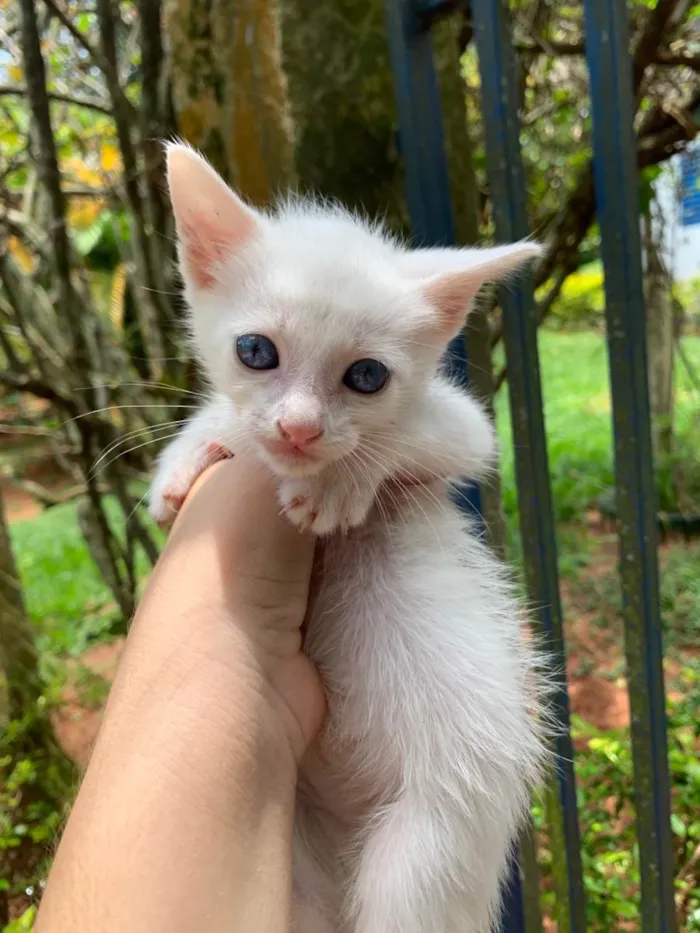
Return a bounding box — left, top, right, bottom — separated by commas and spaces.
141, 454, 326, 762
36, 455, 325, 933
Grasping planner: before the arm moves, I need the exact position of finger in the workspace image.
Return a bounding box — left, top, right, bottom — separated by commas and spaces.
165, 457, 316, 633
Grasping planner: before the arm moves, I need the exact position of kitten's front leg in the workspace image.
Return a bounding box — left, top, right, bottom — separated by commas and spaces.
148, 396, 237, 527
393, 380, 496, 485
279, 460, 386, 535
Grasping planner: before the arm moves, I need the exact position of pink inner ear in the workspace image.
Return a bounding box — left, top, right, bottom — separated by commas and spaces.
167, 144, 260, 291
422, 272, 478, 335
180, 212, 256, 291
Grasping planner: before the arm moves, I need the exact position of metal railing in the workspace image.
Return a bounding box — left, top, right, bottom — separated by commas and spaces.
383, 1, 676, 931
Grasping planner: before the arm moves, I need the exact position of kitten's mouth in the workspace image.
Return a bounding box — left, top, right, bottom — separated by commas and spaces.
259, 438, 326, 475
265, 438, 319, 460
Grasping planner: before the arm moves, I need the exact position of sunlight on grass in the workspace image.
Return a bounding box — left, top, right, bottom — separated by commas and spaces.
496, 331, 700, 521
9, 494, 162, 657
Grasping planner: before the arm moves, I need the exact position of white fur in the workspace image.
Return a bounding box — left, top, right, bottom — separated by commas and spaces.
150, 144, 549, 932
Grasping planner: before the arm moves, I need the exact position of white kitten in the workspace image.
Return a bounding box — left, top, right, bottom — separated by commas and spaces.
150, 143, 549, 933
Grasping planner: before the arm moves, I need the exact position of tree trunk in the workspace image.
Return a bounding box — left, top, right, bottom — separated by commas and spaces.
643, 210, 674, 459
166, 0, 296, 203
281, 0, 408, 230
0, 490, 74, 776
0, 491, 41, 722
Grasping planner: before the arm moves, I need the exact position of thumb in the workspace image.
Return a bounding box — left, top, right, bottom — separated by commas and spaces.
168, 457, 316, 638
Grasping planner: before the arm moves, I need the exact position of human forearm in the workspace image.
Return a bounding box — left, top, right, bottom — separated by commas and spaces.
36, 459, 322, 933
37, 602, 297, 933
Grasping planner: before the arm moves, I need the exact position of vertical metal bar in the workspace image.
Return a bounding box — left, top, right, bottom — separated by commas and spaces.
384, 0, 483, 523
384, 0, 454, 247
582, 3, 676, 931
383, 7, 525, 931
470, 3, 586, 932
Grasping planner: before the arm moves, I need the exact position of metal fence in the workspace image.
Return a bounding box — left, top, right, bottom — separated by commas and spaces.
382, 1, 676, 931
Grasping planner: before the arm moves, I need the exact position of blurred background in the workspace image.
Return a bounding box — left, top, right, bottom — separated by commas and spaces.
0, 0, 698, 929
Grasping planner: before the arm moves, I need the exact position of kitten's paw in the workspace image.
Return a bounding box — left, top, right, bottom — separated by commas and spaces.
148, 441, 233, 529
279, 478, 373, 535
148, 474, 193, 528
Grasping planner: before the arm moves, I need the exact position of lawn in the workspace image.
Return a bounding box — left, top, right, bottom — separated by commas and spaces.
496, 329, 700, 522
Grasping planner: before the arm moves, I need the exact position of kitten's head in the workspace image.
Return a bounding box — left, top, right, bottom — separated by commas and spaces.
167, 143, 539, 478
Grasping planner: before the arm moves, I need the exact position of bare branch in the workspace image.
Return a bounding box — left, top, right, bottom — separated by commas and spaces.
0, 424, 55, 437
0, 368, 79, 415
1, 472, 103, 509
653, 50, 700, 70
0, 83, 112, 114
95, 0, 168, 378
41, 0, 136, 121
631, 0, 681, 90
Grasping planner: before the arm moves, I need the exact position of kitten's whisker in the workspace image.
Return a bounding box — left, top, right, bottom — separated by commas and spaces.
125, 485, 154, 526
62, 403, 201, 427
73, 381, 209, 400
95, 432, 185, 477
359, 441, 451, 532
350, 446, 409, 534
90, 420, 188, 478
363, 438, 451, 489
342, 452, 394, 537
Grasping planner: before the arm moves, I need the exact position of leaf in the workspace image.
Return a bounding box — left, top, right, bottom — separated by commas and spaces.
72, 216, 107, 256
3, 905, 37, 932
671, 813, 687, 838
8, 237, 35, 274
110, 263, 128, 330
8, 63, 23, 83
100, 142, 121, 172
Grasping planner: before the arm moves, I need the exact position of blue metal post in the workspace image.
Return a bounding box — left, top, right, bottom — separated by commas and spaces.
582, 2, 676, 931
383, 2, 524, 930
384, 0, 482, 520
470, 1, 586, 931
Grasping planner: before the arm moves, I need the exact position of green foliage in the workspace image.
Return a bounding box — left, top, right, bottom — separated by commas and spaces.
496, 331, 700, 522
3, 908, 36, 933
72, 209, 130, 270
540, 262, 605, 329
535, 667, 700, 930
677, 276, 700, 325
9, 500, 117, 657
9, 494, 163, 659
0, 707, 73, 926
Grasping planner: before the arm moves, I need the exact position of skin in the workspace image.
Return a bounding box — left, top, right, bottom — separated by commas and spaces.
35, 457, 325, 933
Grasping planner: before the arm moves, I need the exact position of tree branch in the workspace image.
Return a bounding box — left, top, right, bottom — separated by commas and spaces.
0, 423, 55, 437
2, 474, 100, 509
491, 86, 698, 384
0, 369, 79, 415
0, 83, 112, 114
653, 50, 700, 70
631, 0, 680, 90
41, 0, 136, 121
490, 0, 695, 360
95, 0, 168, 379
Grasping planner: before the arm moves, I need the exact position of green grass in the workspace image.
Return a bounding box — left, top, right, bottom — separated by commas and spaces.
10, 500, 115, 656
495, 330, 700, 521
9, 494, 162, 659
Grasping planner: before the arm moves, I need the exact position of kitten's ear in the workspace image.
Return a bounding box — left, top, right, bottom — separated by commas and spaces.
166, 143, 262, 291
402, 243, 541, 337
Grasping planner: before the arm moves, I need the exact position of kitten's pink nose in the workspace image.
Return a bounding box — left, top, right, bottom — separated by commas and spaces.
277, 420, 324, 448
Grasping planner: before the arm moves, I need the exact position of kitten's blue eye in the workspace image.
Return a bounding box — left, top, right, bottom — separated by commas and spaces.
236, 334, 279, 370
342, 359, 390, 394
